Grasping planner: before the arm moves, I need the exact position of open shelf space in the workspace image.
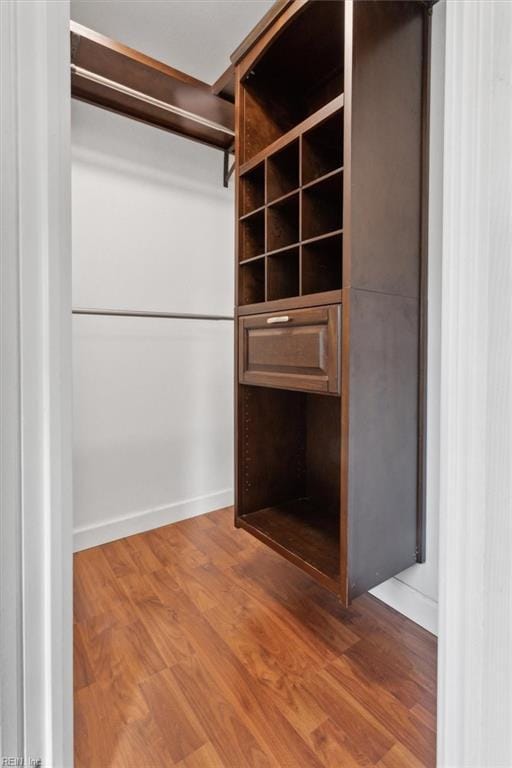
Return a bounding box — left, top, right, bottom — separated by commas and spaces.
267, 141, 300, 203
241, 1, 344, 161
302, 111, 344, 185
302, 233, 343, 296
237, 386, 341, 585
239, 258, 265, 305
240, 499, 340, 582
267, 247, 300, 301
302, 172, 343, 242
240, 162, 265, 215
267, 193, 300, 252
240, 209, 265, 261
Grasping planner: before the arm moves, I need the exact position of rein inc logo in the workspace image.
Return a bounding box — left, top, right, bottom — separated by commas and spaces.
2, 760, 41, 767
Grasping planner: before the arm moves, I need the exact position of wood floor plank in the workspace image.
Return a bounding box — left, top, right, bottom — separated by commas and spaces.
306, 667, 395, 765
171, 655, 276, 768
75, 680, 125, 768
74, 507, 437, 767
309, 719, 369, 768
139, 667, 207, 764
119, 573, 197, 667
343, 637, 435, 711
174, 742, 226, 768
149, 568, 327, 768
76, 615, 165, 684
376, 742, 426, 768
232, 549, 360, 658
73, 622, 95, 691
326, 656, 436, 767
203, 591, 328, 735
73, 547, 134, 624
113, 715, 177, 767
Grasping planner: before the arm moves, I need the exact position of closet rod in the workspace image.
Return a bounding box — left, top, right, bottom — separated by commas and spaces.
72, 308, 234, 321
70, 64, 235, 138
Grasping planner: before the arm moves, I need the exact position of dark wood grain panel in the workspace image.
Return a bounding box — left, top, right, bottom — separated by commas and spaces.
70, 21, 234, 150
239, 305, 340, 394
348, 0, 425, 296
347, 288, 419, 598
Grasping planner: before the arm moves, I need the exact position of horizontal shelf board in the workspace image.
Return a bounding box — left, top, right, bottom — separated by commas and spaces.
238, 230, 343, 261
239, 204, 266, 221
302, 166, 344, 192
239, 253, 266, 265
236, 289, 342, 316
238, 498, 340, 586
239, 159, 265, 178
239, 171, 343, 224
71, 22, 234, 152
265, 242, 301, 258
239, 94, 344, 176
267, 188, 300, 208
301, 229, 344, 248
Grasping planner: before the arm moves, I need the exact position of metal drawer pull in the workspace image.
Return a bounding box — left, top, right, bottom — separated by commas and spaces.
266, 315, 290, 325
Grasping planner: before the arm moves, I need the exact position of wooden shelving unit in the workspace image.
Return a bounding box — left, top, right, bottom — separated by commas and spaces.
234, 0, 432, 603
237, 96, 344, 306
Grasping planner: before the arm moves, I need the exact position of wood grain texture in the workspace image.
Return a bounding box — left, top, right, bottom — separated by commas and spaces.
239, 305, 340, 394
70, 21, 234, 151
74, 507, 436, 767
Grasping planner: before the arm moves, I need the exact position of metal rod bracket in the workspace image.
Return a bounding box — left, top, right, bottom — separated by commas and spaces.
223, 150, 235, 188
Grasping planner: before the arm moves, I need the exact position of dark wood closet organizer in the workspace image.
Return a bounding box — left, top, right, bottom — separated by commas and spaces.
69, 0, 433, 607
234, 0, 432, 604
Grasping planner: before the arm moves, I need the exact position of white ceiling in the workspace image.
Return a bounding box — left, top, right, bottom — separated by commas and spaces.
71, 0, 273, 83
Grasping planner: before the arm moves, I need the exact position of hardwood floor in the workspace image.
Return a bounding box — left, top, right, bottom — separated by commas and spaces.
74, 507, 437, 767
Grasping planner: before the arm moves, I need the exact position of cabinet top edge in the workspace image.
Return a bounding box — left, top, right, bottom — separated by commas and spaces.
230, 0, 439, 68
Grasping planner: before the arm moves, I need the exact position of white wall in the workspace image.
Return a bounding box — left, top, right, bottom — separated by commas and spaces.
370, 2, 446, 634
71, 0, 273, 551
72, 101, 234, 550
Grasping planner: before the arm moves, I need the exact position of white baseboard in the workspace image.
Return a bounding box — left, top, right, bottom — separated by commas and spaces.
73, 488, 234, 552
369, 577, 438, 635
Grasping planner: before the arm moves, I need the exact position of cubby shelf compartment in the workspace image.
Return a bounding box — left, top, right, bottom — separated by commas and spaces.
267, 247, 300, 301
267, 192, 300, 253
240, 209, 265, 262
239, 95, 344, 179
267, 140, 300, 203
239, 257, 265, 306
302, 232, 343, 296
240, 162, 265, 216
302, 172, 343, 242
302, 110, 344, 185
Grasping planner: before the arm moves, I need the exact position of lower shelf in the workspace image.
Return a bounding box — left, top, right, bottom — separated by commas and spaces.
238, 498, 340, 591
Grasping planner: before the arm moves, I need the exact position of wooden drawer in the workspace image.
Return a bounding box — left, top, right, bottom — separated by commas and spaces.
238, 305, 340, 393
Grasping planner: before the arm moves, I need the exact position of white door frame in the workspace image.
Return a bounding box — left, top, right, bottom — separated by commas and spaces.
436, 1, 512, 766
1, 1, 511, 767
0, 1, 73, 765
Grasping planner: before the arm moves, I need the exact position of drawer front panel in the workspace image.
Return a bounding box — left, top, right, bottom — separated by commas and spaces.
238, 305, 340, 393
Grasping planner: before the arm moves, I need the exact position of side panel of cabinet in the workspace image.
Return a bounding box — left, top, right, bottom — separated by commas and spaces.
347, 0, 425, 298
347, 288, 419, 599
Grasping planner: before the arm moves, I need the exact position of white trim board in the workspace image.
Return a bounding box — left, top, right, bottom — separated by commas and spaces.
0, 2, 73, 765
370, 579, 438, 636
73, 489, 234, 551
437, 2, 512, 766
